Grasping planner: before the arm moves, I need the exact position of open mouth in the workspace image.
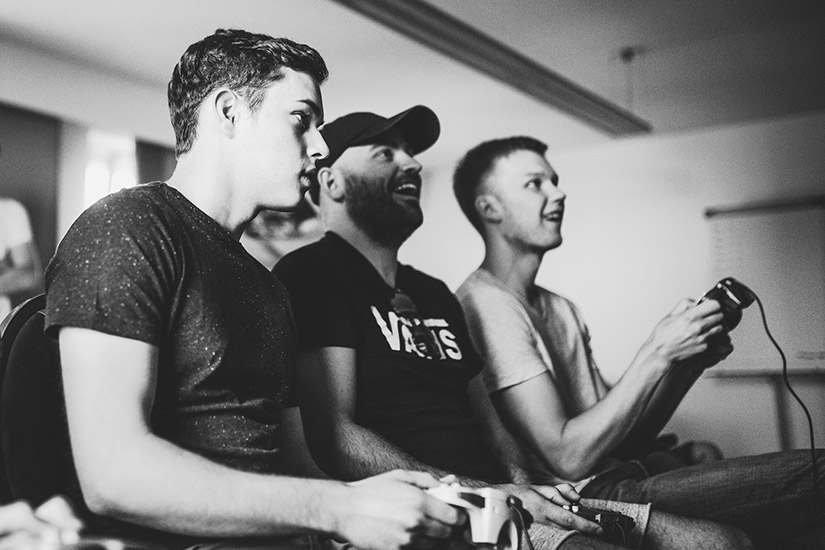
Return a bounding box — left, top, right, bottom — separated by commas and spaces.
299, 168, 317, 188
391, 177, 422, 198
542, 210, 564, 222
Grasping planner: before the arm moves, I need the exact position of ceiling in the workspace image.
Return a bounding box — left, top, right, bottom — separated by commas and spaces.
1, 0, 824, 154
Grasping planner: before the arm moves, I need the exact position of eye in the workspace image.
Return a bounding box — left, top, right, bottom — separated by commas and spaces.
293, 111, 311, 130
525, 178, 541, 189
374, 146, 394, 161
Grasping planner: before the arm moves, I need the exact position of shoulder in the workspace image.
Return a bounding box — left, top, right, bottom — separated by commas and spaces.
457, 270, 522, 314
275, 237, 335, 281
51, 185, 185, 274
74, 184, 174, 230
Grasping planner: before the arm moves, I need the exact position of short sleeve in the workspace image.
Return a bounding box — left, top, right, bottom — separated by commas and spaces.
45, 192, 179, 345
457, 277, 549, 393
275, 248, 359, 350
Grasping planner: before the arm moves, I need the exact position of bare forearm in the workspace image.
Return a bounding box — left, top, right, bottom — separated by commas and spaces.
76, 431, 349, 538
612, 361, 705, 458
329, 421, 471, 484
556, 367, 664, 474
506, 355, 669, 480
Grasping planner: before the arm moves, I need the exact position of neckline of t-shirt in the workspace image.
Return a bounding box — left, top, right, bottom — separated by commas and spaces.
324, 231, 411, 295
473, 267, 549, 319
154, 182, 240, 248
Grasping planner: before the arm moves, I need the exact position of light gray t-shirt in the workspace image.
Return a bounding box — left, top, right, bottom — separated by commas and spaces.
457, 269, 614, 483
457, 269, 653, 548
457, 269, 606, 405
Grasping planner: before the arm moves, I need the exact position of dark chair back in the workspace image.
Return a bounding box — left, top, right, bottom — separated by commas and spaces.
0, 293, 83, 508
1, 296, 175, 547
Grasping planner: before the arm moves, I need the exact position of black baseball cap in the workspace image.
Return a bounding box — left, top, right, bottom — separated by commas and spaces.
309, 105, 440, 202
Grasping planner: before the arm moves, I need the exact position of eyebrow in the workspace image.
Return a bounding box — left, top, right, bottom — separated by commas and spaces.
526, 170, 559, 185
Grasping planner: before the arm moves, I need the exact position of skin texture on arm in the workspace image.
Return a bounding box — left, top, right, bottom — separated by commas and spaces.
469, 288, 730, 481
58, 327, 463, 549
297, 346, 604, 537
610, 332, 731, 460
298, 346, 471, 481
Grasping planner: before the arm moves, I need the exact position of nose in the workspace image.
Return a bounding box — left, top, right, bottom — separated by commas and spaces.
398, 149, 422, 173
308, 126, 329, 162
546, 183, 566, 203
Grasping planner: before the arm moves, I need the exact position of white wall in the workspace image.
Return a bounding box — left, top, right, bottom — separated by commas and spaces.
1, 38, 174, 241
401, 109, 825, 457
0, 39, 173, 148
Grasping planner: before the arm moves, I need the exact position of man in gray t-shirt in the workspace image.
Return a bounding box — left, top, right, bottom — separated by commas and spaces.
453, 135, 825, 546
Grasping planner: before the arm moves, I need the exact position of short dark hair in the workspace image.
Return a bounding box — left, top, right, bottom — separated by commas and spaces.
452, 136, 548, 233
168, 28, 328, 157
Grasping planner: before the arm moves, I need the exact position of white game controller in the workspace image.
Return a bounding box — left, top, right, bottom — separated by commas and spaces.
426, 482, 522, 550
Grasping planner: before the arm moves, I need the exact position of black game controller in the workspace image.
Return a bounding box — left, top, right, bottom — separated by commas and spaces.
699, 277, 755, 331
562, 504, 636, 546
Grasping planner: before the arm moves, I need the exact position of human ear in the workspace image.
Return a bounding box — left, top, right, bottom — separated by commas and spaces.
317, 167, 345, 202
475, 194, 503, 224
213, 89, 240, 137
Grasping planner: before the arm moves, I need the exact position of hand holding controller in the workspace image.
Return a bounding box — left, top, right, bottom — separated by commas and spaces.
426, 482, 524, 550
562, 504, 636, 546
699, 276, 755, 331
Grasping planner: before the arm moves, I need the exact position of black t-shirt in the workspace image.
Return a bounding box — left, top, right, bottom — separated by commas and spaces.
275, 232, 505, 482
46, 182, 297, 474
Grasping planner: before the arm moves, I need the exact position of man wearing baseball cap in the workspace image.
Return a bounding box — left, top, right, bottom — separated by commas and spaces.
275, 107, 750, 550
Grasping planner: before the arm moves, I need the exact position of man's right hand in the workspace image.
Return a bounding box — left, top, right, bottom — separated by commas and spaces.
339, 470, 469, 550
496, 483, 603, 536
639, 299, 727, 369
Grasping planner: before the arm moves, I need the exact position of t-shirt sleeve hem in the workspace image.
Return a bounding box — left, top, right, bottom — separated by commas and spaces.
44, 315, 162, 347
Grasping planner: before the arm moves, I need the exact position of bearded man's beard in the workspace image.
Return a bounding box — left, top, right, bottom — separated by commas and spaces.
345, 175, 423, 247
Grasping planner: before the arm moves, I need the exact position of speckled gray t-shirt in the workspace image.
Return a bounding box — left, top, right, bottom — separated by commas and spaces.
46, 182, 297, 474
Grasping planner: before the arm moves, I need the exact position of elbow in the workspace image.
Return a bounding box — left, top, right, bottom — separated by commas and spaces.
303, 424, 347, 479
83, 490, 121, 518
302, 413, 363, 480
80, 480, 127, 518
306, 441, 338, 478
538, 445, 596, 481
74, 461, 138, 520
552, 456, 594, 481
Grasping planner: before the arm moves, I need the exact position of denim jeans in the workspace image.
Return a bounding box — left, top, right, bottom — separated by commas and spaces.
580, 449, 825, 546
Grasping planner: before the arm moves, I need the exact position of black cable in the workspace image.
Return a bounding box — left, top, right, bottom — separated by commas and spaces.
614, 523, 627, 547
507, 497, 535, 550
752, 292, 824, 510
